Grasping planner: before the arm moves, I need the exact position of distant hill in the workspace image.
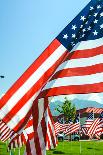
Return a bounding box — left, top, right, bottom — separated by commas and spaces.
49, 99, 103, 116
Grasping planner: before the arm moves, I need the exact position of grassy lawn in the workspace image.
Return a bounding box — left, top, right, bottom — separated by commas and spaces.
0, 141, 25, 155
47, 141, 103, 155
0, 140, 103, 155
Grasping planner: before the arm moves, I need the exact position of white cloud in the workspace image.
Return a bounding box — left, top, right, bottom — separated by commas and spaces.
50, 94, 77, 102
88, 93, 102, 103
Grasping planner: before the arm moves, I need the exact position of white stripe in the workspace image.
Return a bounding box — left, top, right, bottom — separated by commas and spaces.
43, 72, 103, 90
71, 37, 103, 52
37, 123, 46, 155
15, 139, 18, 147
0, 44, 66, 118
47, 125, 53, 149
29, 138, 36, 155
23, 130, 28, 141
47, 117, 55, 149
25, 126, 33, 134
46, 110, 53, 149
19, 136, 22, 147
38, 98, 44, 126
56, 54, 103, 72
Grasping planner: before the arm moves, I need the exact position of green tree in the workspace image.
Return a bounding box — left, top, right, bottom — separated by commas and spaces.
55, 97, 76, 123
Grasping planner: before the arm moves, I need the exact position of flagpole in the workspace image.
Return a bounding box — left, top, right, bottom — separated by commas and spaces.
18, 147, 21, 155
9, 150, 12, 155
79, 112, 81, 154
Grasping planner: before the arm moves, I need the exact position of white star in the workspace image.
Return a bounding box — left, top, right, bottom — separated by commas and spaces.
80, 16, 86, 21
100, 12, 103, 17
71, 42, 75, 46
82, 34, 85, 38
100, 24, 103, 29
97, 5, 101, 9
93, 30, 98, 36
63, 34, 68, 39
94, 19, 98, 24
80, 25, 83, 28
87, 26, 91, 31
94, 13, 98, 17
90, 6, 94, 10
72, 34, 76, 38
72, 25, 77, 30
82, 28, 86, 32
85, 21, 88, 25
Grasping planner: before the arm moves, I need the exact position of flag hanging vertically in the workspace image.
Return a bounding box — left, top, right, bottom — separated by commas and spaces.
24, 106, 57, 155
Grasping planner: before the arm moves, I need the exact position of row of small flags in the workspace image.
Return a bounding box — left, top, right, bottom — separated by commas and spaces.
0, 0, 103, 154
54, 111, 103, 140
1, 111, 103, 154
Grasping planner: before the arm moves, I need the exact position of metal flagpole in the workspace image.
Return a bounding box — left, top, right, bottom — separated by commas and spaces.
93, 110, 95, 155
79, 112, 82, 154
18, 147, 21, 155
9, 150, 12, 155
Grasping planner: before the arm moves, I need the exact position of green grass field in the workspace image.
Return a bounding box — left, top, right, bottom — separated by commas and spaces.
0, 140, 103, 155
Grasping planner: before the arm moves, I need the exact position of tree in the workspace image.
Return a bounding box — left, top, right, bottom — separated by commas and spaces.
55, 97, 76, 123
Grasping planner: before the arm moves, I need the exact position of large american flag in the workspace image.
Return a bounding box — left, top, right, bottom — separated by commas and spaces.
0, 0, 103, 154
39, 0, 103, 98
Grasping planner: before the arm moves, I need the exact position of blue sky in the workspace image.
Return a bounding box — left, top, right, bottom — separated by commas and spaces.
0, 0, 93, 97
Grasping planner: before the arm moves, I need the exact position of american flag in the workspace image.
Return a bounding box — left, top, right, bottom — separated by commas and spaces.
8, 107, 57, 154
24, 107, 57, 155
54, 121, 70, 135
81, 111, 94, 136
40, 0, 103, 98
0, 120, 15, 142
0, 0, 103, 154
64, 114, 80, 136
88, 111, 103, 138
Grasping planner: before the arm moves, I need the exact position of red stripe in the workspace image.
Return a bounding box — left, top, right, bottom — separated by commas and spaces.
46, 134, 50, 149
65, 45, 103, 60
48, 122, 56, 148
25, 119, 33, 128
41, 116, 47, 146
39, 82, 103, 97
32, 99, 39, 131
51, 63, 103, 80
26, 139, 32, 155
